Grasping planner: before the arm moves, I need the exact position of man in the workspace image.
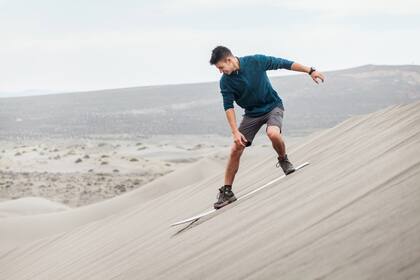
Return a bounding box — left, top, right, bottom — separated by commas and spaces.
209, 46, 325, 210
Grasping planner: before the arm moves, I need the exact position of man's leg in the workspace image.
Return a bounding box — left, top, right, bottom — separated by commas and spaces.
214, 142, 245, 209
266, 125, 286, 159
224, 142, 246, 185
266, 124, 295, 175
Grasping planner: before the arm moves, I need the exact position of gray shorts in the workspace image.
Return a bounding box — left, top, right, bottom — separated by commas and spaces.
238, 106, 284, 147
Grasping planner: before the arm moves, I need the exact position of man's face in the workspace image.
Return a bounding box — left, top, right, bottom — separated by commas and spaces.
215, 57, 235, 75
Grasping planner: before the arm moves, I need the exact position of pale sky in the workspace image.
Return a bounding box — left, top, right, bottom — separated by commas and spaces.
1, 0, 419, 97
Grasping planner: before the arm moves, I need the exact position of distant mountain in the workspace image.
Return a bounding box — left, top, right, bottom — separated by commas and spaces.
0, 89, 59, 98
0, 65, 419, 139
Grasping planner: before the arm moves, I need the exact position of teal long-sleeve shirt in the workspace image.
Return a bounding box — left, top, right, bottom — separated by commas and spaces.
219, 54, 294, 117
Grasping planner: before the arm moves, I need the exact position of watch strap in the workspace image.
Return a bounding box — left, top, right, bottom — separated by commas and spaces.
309, 67, 316, 75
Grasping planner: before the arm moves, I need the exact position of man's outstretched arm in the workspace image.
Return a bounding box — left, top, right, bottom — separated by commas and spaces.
257, 55, 325, 84
290, 62, 325, 84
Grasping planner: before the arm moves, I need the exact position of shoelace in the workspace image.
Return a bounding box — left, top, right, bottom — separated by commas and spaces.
276, 157, 289, 168
216, 188, 232, 200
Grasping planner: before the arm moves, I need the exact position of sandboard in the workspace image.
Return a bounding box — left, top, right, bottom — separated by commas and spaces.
170, 162, 310, 227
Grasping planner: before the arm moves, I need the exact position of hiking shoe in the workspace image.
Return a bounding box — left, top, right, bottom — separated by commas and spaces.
276, 154, 296, 175
214, 185, 237, 209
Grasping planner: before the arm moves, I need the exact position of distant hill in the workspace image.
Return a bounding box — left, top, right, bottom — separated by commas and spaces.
0, 65, 419, 139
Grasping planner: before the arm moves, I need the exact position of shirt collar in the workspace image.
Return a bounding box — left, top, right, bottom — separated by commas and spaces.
235, 56, 241, 75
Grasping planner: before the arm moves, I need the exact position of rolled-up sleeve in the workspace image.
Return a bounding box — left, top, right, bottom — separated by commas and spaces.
256, 54, 294, 71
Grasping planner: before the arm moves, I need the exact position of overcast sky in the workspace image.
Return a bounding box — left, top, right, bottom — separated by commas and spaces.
1, 0, 419, 97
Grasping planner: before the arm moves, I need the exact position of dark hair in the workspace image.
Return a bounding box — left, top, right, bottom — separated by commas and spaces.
209, 46, 233, 65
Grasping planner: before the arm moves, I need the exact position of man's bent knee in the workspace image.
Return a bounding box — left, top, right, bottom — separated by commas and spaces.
230, 143, 245, 157
266, 125, 282, 140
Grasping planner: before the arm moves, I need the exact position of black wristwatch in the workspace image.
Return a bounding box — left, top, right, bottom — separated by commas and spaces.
308, 67, 316, 75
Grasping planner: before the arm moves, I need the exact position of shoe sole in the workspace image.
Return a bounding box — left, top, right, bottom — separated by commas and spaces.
214, 196, 237, 210
285, 169, 296, 175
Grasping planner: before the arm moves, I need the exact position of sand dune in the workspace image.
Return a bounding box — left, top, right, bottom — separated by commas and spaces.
0, 146, 275, 254
0, 156, 225, 252
0, 197, 69, 218
1, 101, 419, 279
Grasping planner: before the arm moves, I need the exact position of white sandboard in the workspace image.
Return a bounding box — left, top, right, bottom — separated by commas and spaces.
170, 162, 309, 227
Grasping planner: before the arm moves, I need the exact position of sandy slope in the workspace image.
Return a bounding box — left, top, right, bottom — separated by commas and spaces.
0, 197, 70, 218
0, 145, 274, 254
1, 102, 419, 279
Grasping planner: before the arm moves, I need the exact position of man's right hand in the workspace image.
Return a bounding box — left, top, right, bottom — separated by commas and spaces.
232, 130, 248, 147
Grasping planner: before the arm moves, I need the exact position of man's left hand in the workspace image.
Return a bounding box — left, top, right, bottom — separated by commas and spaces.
311, 71, 325, 84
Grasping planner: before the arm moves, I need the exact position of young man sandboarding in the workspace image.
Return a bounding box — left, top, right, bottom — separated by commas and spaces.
210, 46, 325, 209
